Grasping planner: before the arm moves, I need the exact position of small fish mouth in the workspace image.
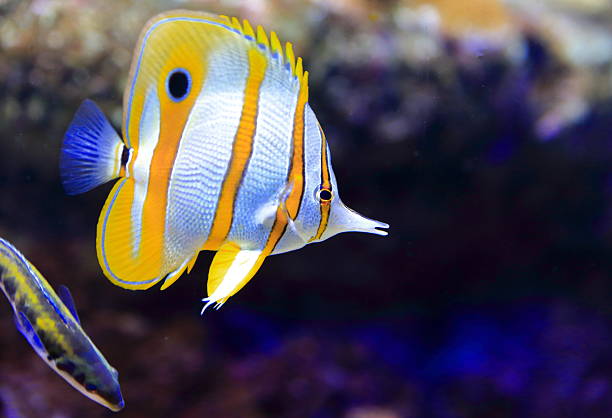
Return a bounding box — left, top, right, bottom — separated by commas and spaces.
114, 399, 125, 412
371, 221, 390, 236
104, 396, 125, 412
357, 218, 389, 236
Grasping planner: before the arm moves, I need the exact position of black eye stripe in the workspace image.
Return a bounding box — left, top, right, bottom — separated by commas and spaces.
166, 68, 191, 102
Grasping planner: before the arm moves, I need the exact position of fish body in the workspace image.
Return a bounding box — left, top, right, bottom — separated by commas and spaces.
60, 10, 388, 311
0, 238, 124, 411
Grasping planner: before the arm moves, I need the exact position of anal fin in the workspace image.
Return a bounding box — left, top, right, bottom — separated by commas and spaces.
201, 242, 265, 314
160, 252, 200, 291
187, 251, 199, 274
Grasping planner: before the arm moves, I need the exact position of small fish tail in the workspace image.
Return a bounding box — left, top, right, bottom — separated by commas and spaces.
60, 99, 125, 195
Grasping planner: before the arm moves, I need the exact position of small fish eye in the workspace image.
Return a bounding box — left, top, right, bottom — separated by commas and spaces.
166, 68, 191, 102
317, 187, 333, 203
85, 383, 98, 392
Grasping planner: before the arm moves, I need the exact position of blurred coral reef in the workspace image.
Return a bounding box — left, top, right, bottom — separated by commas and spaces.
1, 0, 612, 417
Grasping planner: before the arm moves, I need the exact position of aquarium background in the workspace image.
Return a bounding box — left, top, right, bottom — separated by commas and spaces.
1, 0, 612, 416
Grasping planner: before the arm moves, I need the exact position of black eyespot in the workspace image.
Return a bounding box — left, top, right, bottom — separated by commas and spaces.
317, 187, 333, 202
166, 68, 191, 102
85, 383, 98, 392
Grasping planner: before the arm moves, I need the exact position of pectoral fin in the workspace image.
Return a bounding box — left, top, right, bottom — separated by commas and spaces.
14, 312, 44, 352
57, 285, 80, 324
202, 242, 266, 314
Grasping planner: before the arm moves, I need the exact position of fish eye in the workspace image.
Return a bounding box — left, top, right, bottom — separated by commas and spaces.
85, 383, 98, 393
166, 68, 191, 102
316, 187, 333, 203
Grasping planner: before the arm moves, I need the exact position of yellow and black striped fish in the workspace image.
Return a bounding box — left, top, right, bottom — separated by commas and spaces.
0, 238, 124, 411
60, 10, 388, 313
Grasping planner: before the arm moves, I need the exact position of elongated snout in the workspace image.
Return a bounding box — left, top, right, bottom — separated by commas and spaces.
320, 199, 389, 241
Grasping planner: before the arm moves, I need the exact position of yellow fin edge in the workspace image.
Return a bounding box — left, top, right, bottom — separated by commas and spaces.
224, 16, 308, 85
159, 252, 200, 291
142, 12, 306, 83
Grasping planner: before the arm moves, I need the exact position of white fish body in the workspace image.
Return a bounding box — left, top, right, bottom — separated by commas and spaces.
60, 10, 388, 312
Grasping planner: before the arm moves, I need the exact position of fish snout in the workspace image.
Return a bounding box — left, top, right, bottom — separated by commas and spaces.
323, 199, 389, 240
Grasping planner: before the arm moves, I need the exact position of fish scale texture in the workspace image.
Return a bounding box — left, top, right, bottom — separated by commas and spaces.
165, 49, 248, 262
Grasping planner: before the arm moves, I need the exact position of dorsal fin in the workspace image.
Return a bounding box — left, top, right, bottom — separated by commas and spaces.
141, 12, 309, 97
57, 285, 80, 324
217, 14, 309, 93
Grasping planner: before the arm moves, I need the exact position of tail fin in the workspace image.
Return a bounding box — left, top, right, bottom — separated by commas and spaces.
60, 100, 124, 195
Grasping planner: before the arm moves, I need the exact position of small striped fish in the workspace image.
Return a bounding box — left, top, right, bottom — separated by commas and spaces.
60, 10, 388, 313
0, 238, 124, 411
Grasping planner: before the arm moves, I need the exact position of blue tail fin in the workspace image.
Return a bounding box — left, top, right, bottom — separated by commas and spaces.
60, 100, 124, 195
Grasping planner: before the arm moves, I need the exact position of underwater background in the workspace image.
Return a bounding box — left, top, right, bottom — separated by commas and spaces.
1, 0, 612, 416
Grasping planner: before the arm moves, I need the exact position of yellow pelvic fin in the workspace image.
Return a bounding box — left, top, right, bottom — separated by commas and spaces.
202, 190, 297, 313
205, 242, 266, 307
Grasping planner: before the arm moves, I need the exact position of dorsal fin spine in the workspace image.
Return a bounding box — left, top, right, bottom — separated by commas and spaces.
295, 57, 303, 80
302, 71, 309, 101
270, 31, 283, 60
285, 42, 296, 76
256, 25, 270, 49
231, 17, 241, 31
242, 19, 255, 39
